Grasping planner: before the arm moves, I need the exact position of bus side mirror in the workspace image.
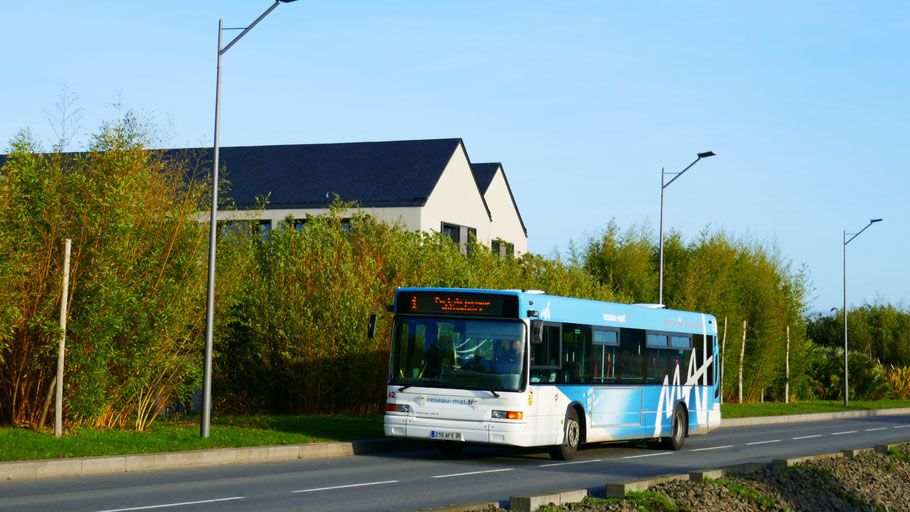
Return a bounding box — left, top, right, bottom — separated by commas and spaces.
368, 314, 377, 339
530, 319, 544, 344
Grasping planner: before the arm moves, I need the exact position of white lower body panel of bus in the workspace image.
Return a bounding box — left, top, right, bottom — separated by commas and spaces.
384, 384, 721, 448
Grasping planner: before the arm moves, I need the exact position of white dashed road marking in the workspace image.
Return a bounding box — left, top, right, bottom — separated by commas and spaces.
691, 445, 734, 452
539, 459, 603, 467
432, 468, 514, 479
292, 481, 399, 494
622, 452, 672, 459
96, 497, 244, 512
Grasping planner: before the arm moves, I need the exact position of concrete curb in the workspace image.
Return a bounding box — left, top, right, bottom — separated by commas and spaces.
608, 463, 767, 500
720, 407, 910, 427
688, 462, 766, 482
408, 501, 501, 512
0, 438, 421, 482
876, 443, 900, 454
509, 488, 588, 512
606, 473, 688, 498
771, 451, 843, 471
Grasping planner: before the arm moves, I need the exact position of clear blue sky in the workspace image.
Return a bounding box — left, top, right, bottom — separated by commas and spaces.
3, 1, 907, 312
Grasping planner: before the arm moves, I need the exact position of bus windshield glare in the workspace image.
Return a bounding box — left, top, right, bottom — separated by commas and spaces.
389, 317, 526, 392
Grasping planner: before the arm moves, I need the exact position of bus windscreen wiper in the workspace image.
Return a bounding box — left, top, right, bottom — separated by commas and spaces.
487, 389, 501, 398
398, 378, 438, 392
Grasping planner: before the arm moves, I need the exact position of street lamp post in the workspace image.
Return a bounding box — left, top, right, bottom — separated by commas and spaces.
202, 0, 297, 439
842, 218, 882, 408
658, 151, 715, 306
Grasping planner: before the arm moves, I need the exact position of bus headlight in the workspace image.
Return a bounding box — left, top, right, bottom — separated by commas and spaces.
386, 403, 410, 413
491, 410, 523, 420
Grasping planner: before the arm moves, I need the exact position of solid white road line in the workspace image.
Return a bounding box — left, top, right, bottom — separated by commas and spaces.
96, 497, 244, 512
622, 452, 672, 459
691, 445, 734, 452
865, 427, 888, 432
746, 440, 781, 446
432, 468, 514, 479
292, 481, 399, 494
539, 459, 603, 467
792, 435, 821, 440
831, 431, 857, 436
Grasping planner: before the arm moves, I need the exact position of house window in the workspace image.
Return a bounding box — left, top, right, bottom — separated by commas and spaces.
440, 222, 475, 253
491, 239, 515, 257
441, 223, 460, 245
257, 220, 271, 241
216, 220, 271, 242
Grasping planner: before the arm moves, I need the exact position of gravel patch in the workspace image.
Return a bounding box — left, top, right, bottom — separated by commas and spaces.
487, 442, 910, 511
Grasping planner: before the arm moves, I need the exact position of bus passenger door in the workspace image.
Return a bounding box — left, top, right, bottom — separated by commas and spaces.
587, 328, 645, 441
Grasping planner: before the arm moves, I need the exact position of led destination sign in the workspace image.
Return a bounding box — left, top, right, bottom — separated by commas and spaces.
397, 291, 519, 318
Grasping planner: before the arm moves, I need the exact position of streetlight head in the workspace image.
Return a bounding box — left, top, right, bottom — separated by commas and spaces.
871, 218, 883, 223
697, 151, 716, 159
278, 0, 298, 2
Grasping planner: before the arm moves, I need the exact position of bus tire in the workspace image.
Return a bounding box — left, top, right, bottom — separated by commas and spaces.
436, 441, 464, 457
549, 408, 581, 460
661, 405, 688, 451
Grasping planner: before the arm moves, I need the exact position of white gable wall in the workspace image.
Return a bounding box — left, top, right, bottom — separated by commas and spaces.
421, 142, 492, 244
203, 140, 528, 254
483, 167, 528, 254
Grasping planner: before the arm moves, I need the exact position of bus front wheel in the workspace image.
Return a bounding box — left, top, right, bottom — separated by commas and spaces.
549, 408, 580, 460
661, 406, 688, 451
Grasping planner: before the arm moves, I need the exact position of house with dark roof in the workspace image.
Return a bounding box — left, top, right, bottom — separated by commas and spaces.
193, 138, 527, 254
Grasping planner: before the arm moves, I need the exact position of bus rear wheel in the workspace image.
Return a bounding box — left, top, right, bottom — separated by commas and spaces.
661, 406, 687, 451
549, 408, 580, 460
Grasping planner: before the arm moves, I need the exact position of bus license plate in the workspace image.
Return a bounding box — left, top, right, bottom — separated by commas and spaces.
431, 430, 463, 441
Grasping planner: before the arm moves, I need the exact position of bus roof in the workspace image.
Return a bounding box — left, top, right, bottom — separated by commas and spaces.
393, 287, 718, 335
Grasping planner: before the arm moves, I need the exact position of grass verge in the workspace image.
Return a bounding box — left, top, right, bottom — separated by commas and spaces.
721, 399, 910, 418
0, 414, 383, 463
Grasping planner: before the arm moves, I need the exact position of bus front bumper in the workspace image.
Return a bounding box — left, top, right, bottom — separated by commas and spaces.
384, 414, 533, 446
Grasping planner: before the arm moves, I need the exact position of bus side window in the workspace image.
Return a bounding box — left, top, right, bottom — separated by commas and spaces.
711, 335, 717, 386
646, 347, 669, 384
530, 323, 561, 384
560, 324, 591, 384
619, 328, 645, 384
692, 333, 713, 386
645, 332, 669, 384
593, 327, 619, 384
669, 348, 686, 380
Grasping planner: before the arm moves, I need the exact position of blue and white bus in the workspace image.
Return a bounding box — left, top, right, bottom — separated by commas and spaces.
383, 288, 721, 459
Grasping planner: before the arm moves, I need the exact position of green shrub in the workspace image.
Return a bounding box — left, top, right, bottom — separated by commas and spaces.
0, 114, 212, 430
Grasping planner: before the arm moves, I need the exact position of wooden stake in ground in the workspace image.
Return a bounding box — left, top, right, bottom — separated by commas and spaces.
785, 325, 791, 404
739, 319, 747, 404
55, 239, 72, 438
721, 316, 727, 404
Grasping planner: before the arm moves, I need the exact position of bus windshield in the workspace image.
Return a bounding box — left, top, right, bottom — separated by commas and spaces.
389, 317, 526, 392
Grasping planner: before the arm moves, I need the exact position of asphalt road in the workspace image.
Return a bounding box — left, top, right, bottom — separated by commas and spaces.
1, 414, 908, 512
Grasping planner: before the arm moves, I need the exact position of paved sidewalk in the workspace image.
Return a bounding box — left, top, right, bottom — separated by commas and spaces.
2, 408, 908, 481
